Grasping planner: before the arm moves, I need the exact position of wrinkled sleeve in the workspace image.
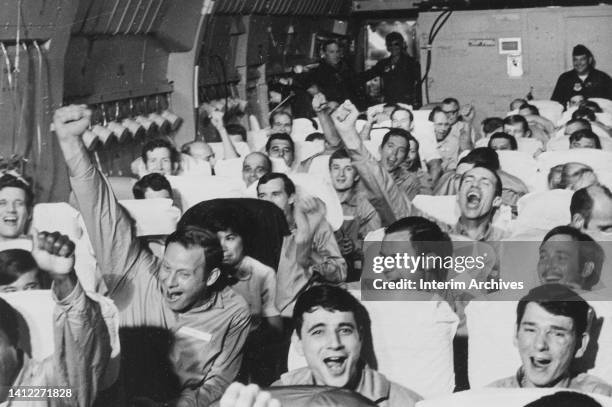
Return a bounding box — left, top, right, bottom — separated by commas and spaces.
53, 283, 112, 407
178, 309, 252, 406
310, 221, 347, 283
67, 154, 160, 302
347, 142, 413, 225
261, 267, 280, 317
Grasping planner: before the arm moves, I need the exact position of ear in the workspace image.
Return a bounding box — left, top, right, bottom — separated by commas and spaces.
571, 213, 585, 230
354, 172, 360, 183
288, 193, 296, 206
581, 261, 595, 281
513, 326, 519, 348
492, 196, 502, 208
206, 267, 221, 287
526, 129, 532, 138
574, 332, 590, 359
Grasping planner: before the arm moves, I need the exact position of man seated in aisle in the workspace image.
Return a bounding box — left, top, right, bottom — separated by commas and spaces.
488, 132, 518, 151
571, 185, 612, 238
272, 285, 422, 407
572, 107, 612, 139
537, 226, 603, 291
0, 231, 112, 406
569, 129, 601, 150
181, 140, 216, 166
266, 133, 296, 170
242, 152, 272, 188
489, 284, 612, 396
132, 172, 174, 200
0, 174, 33, 244
269, 111, 293, 136
434, 147, 528, 209
328, 149, 381, 281
256, 173, 346, 317
53, 105, 251, 406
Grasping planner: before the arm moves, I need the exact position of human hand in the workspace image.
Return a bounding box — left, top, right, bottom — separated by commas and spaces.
31, 231, 76, 277
53, 105, 91, 143
220, 383, 281, 407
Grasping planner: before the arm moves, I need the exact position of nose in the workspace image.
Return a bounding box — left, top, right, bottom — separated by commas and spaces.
326, 331, 343, 349
534, 330, 549, 351
165, 270, 178, 288
8, 202, 17, 212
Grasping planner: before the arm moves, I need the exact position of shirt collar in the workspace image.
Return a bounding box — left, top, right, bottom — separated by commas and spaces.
451, 220, 496, 241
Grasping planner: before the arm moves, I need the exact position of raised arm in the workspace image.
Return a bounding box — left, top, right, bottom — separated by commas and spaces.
211, 111, 240, 159
312, 93, 342, 149
53, 105, 158, 296
331, 100, 413, 224
33, 231, 112, 407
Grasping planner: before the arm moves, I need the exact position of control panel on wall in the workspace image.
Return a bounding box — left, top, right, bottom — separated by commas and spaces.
499, 37, 523, 77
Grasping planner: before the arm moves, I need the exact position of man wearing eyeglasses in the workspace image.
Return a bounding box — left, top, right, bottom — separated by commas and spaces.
360, 32, 422, 108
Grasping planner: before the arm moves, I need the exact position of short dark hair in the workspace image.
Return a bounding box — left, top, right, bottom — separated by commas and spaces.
257, 172, 296, 196
165, 226, 223, 275
225, 124, 247, 142
571, 185, 612, 228
460, 147, 501, 171
481, 117, 504, 135
329, 148, 351, 169
572, 107, 596, 122
0, 249, 47, 287
573, 44, 593, 59
542, 225, 604, 290
0, 297, 20, 349
488, 132, 518, 150
441, 97, 459, 107
519, 103, 539, 116
503, 115, 530, 133
321, 39, 339, 53
384, 216, 452, 281
132, 173, 173, 199
428, 106, 446, 122
265, 133, 295, 154
380, 129, 421, 172
385, 32, 404, 46
199, 206, 253, 255
305, 132, 325, 142
293, 285, 369, 340
269, 111, 293, 128
584, 100, 603, 113
517, 284, 590, 339
524, 391, 601, 407
569, 129, 601, 149
141, 138, 180, 164
565, 118, 591, 131
459, 164, 503, 197
0, 174, 34, 209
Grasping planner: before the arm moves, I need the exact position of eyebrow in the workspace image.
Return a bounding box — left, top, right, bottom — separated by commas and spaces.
307, 323, 327, 333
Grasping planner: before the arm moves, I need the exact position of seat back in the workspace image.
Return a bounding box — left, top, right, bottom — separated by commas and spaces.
214, 157, 244, 178
590, 97, 612, 114
537, 149, 612, 174
514, 189, 573, 231
291, 118, 318, 142
166, 175, 245, 211
118, 198, 180, 236
307, 154, 332, 182
208, 141, 251, 160
412, 194, 460, 227
496, 150, 540, 191
529, 100, 564, 124
289, 172, 343, 231
516, 137, 543, 156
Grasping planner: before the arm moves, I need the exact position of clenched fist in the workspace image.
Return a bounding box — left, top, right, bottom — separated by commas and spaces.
53, 105, 91, 143
32, 231, 76, 276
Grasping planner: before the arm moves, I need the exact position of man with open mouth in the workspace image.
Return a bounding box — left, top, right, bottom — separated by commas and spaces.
52, 105, 251, 406
489, 284, 612, 396
272, 285, 422, 406
0, 174, 33, 244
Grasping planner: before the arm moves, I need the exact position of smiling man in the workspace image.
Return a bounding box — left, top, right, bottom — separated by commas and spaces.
273, 285, 422, 406
537, 226, 604, 291
551, 45, 612, 106
489, 284, 612, 395
0, 174, 33, 242
450, 165, 509, 241
53, 105, 251, 406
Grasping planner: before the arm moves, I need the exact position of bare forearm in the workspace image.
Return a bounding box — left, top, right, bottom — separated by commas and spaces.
218, 126, 240, 159
317, 111, 342, 147
52, 272, 78, 301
